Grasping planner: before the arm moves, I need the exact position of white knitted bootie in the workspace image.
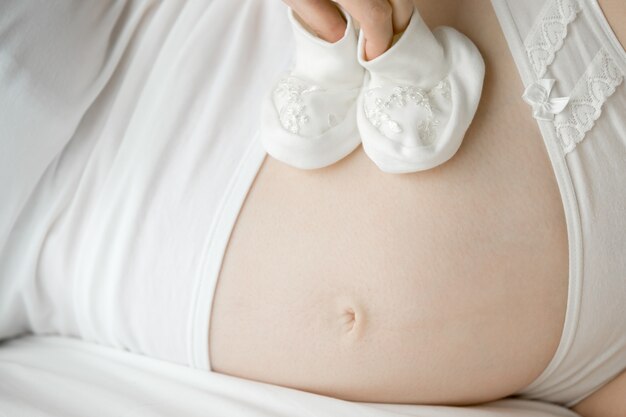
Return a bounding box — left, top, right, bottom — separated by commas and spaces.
357, 8, 485, 173
261, 9, 364, 170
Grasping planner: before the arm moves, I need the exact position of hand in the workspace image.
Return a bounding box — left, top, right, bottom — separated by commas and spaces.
282, 0, 414, 60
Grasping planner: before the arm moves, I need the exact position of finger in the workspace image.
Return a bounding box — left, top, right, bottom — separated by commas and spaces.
283, 0, 347, 43
336, 0, 393, 60
389, 0, 414, 34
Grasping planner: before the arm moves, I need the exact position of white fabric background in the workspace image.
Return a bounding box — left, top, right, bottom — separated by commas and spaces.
0, 0, 290, 369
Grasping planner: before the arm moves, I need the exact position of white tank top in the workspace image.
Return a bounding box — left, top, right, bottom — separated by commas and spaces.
0, 0, 290, 370
492, 0, 626, 407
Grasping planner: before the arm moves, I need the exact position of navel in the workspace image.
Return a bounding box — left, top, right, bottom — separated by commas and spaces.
335, 296, 366, 339
342, 307, 357, 333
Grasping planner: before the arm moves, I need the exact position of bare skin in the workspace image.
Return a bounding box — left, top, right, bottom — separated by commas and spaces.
210, 0, 626, 414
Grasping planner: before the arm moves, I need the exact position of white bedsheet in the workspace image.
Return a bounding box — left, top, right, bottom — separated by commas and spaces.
0, 336, 580, 417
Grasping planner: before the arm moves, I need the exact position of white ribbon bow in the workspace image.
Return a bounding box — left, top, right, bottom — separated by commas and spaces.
522, 78, 570, 121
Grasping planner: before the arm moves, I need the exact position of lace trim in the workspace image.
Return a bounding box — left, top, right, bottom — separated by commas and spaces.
273, 76, 321, 135
554, 48, 624, 153
524, 0, 582, 79
363, 79, 451, 142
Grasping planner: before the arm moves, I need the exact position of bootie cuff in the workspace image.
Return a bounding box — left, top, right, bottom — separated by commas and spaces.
358, 7, 446, 88
289, 8, 363, 88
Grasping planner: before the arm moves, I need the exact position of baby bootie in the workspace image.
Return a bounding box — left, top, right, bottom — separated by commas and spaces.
260, 8, 364, 170
357, 8, 485, 173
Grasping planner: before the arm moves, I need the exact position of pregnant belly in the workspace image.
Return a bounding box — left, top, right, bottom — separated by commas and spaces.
209, 147, 568, 405
209, 2, 569, 405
